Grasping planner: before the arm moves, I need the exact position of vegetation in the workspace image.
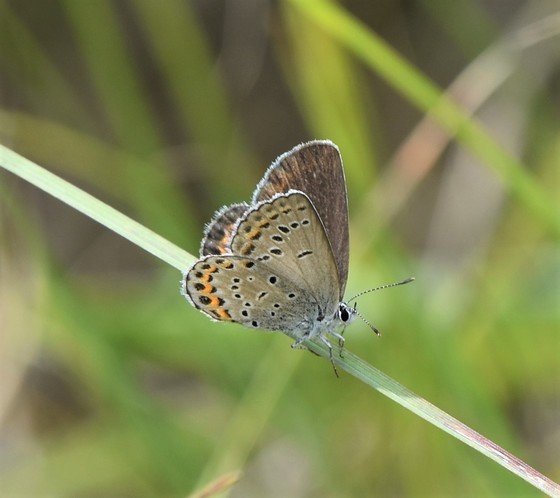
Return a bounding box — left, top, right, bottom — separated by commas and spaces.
1, 1, 558, 496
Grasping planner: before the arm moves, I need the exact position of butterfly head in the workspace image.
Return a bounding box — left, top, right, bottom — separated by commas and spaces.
337, 302, 358, 327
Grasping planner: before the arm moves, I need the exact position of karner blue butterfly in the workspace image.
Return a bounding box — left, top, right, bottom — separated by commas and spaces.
182, 140, 413, 374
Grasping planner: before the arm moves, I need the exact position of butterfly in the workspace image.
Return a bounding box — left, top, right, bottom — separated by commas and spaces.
183, 140, 412, 373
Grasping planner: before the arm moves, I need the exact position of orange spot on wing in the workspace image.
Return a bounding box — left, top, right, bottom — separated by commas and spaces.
247, 228, 261, 240
201, 272, 214, 283
200, 283, 215, 293
206, 295, 222, 308
215, 308, 232, 320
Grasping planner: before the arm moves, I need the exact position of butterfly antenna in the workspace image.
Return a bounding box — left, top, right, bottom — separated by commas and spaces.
347, 277, 415, 303
352, 303, 381, 336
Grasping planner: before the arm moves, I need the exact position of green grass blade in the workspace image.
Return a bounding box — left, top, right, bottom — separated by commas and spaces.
304, 340, 560, 497
289, 0, 560, 238
280, 4, 378, 193
0, 145, 194, 271
62, 1, 193, 243
131, 0, 247, 169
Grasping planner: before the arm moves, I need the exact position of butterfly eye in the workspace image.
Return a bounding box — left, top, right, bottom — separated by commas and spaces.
339, 305, 350, 322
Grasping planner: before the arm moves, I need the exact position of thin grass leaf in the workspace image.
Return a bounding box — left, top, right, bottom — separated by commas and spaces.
0, 144, 193, 271
193, 335, 302, 491
0, 3, 89, 121
280, 4, 378, 192
289, 0, 560, 238
188, 470, 242, 498
305, 339, 560, 497
62, 1, 192, 243
132, 0, 249, 182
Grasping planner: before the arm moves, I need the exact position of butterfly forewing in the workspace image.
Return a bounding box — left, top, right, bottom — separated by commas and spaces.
252, 141, 349, 296
230, 192, 340, 314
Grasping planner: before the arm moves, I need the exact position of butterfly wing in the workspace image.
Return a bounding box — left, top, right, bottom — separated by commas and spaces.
252, 141, 349, 296
200, 203, 249, 256
184, 192, 341, 338
184, 254, 321, 336
229, 191, 341, 324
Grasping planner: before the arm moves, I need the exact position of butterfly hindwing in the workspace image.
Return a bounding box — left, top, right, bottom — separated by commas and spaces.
200, 203, 249, 256
184, 254, 319, 335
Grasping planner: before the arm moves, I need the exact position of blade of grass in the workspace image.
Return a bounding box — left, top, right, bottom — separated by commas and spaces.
131, 0, 255, 203
288, 0, 560, 238
62, 0, 192, 244
279, 4, 378, 193
0, 2, 90, 121
188, 470, 242, 498
304, 339, 560, 497
194, 334, 302, 493
2, 145, 558, 496
0, 144, 194, 271
355, 12, 559, 242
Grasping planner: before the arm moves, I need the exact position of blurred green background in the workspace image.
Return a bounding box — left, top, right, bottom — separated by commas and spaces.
0, 1, 558, 496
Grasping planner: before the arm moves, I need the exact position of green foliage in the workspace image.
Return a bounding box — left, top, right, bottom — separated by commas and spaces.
0, 1, 558, 496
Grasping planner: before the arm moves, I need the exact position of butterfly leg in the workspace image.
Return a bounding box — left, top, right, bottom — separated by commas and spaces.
290, 335, 308, 350
318, 336, 339, 378
330, 331, 346, 354
291, 336, 321, 358
291, 335, 340, 377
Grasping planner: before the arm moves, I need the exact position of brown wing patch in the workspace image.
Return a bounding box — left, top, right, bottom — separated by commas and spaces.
201, 203, 248, 256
